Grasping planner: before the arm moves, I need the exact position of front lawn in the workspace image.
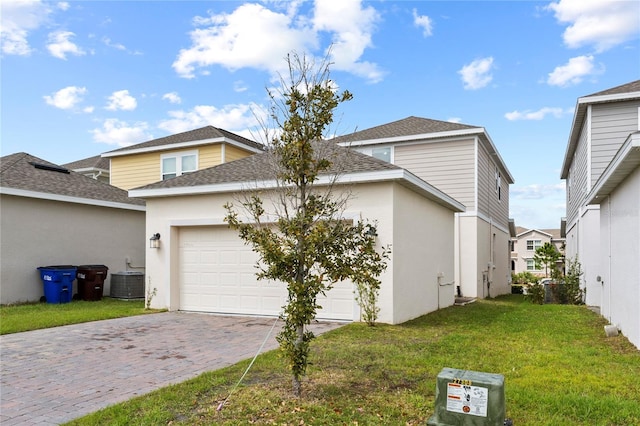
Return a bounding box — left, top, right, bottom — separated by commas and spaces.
0, 297, 163, 334
66, 295, 640, 425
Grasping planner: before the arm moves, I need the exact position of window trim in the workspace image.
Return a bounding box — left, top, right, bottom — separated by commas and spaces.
161, 150, 198, 180
526, 239, 542, 251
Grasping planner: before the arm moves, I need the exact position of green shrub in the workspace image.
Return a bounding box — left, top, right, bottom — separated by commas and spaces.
564, 257, 585, 305
526, 283, 545, 305
512, 271, 538, 285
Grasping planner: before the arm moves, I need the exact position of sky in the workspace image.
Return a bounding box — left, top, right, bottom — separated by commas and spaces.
1, 0, 639, 230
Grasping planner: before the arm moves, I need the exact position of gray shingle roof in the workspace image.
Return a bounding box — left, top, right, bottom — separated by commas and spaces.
103, 125, 264, 155
132, 141, 400, 191
1, 152, 144, 207
585, 79, 640, 97
63, 155, 110, 171
331, 116, 480, 143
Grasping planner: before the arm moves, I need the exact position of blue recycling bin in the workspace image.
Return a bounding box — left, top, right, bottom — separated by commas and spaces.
37, 265, 76, 304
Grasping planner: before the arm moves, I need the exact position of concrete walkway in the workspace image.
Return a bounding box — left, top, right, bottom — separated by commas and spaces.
0, 312, 343, 425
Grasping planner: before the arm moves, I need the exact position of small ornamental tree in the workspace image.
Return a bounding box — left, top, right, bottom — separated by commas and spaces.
534, 242, 561, 278
224, 52, 390, 397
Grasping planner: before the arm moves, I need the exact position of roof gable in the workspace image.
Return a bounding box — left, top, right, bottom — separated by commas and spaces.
129, 141, 465, 212
331, 116, 514, 184
102, 125, 264, 157
0, 152, 144, 208
63, 154, 109, 171
331, 116, 479, 143
562, 79, 640, 178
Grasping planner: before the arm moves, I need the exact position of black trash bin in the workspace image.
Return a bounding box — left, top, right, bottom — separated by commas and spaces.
76, 265, 109, 301
37, 265, 76, 304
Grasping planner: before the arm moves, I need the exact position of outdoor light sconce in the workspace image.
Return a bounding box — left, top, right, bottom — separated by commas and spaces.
149, 233, 161, 249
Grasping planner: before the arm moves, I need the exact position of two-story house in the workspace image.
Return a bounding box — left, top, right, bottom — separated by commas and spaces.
102, 125, 264, 190
511, 226, 565, 277
332, 116, 514, 299
561, 79, 640, 348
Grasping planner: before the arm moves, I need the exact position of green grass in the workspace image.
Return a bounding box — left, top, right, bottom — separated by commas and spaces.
66, 295, 640, 425
0, 297, 163, 334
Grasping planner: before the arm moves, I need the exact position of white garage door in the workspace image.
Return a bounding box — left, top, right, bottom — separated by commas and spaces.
178, 226, 355, 320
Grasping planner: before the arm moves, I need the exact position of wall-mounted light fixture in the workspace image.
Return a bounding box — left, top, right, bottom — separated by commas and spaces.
149, 233, 161, 249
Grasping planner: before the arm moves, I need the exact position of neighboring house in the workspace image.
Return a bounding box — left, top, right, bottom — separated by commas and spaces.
332, 116, 515, 299
63, 155, 110, 183
0, 153, 146, 304
129, 142, 465, 325
510, 226, 565, 277
561, 79, 640, 349
102, 126, 264, 190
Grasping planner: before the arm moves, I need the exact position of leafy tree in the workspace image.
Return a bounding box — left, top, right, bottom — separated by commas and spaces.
224, 52, 390, 397
534, 242, 561, 278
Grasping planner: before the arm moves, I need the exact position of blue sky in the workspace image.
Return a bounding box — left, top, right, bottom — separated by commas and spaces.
2, 0, 639, 230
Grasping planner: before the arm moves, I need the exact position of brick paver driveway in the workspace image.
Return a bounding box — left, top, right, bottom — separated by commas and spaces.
0, 312, 343, 425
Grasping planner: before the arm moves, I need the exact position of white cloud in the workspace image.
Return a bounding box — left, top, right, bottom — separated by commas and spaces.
447, 117, 462, 123
233, 80, 248, 93
91, 119, 152, 147
47, 30, 85, 59
157, 103, 264, 135
458, 57, 494, 90
43, 86, 87, 110
57, 2, 69, 11
173, 1, 384, 83
162, 92, 182, 104
102, 36, 126, 51
547, 55, 603, 87
505, 107, 571, 121
412, 8, 433, 37
173, 3, 315, 78
511, 183, 565, 200
313, 1, 384, 83
546, 0, 640, 52
1, 0, 52, 55
106, 90, 137, 111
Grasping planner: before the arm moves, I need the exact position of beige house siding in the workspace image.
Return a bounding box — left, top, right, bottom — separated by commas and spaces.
394, 138, 476, 209
197, 145, 223, 168
110, 152, 161, 190
591, 100, 640, 184
225, 144, 253, 162
110, 145, 226, 190
567, 118, 591, 226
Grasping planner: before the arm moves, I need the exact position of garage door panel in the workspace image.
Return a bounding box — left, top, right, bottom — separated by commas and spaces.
179, 226, 354, 320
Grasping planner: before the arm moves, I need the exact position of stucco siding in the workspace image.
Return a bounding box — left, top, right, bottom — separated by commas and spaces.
0, 195, 145, 304
392, 183, 455, 324
599, 166, 640, 348
591, 101, 640, 184
394, 139, 476, 209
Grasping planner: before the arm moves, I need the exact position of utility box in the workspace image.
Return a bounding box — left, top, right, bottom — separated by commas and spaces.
427, 368, 506, 426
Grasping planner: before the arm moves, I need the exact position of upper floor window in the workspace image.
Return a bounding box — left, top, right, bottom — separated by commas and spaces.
495, 167, 502, 200
356, 146, 393, 163
162, 151, 197, 180
526, 239, 542, 251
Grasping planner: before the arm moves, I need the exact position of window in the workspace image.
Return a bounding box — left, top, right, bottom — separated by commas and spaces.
355, 146, 393, 163
372, 147, 391, 163
161, 151, 197, 180
526, 259, 541, 271
495, 167, 502, 200
526, 239, 542, 251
